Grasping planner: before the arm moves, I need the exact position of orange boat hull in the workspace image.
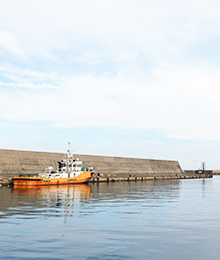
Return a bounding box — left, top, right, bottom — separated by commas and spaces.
12, 171, 94, 186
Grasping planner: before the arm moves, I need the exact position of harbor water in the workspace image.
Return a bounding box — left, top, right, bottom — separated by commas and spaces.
1, 176, 220, 260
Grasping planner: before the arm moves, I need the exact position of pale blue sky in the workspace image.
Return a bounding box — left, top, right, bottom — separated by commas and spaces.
0, 0, 220, 170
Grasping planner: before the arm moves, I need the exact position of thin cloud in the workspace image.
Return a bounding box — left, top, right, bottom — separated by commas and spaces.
0, 0, 220, 144
0, 30, 24, 58
0, 64, 220, 141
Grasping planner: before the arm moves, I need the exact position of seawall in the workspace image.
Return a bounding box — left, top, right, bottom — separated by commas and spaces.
0, 149, 182, 177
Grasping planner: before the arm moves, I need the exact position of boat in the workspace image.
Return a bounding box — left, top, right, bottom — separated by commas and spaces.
12, 143, 94, 186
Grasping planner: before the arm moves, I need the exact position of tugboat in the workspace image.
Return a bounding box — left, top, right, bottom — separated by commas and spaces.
12, 143, 94, 186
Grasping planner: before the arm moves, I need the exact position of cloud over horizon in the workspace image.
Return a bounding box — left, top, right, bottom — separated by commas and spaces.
0, 0, 220, 168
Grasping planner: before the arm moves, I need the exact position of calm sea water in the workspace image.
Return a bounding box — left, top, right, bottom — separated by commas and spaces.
1, 176, 220, 260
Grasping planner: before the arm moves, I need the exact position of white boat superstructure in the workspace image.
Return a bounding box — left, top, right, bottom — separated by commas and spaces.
40, 143, 93, 179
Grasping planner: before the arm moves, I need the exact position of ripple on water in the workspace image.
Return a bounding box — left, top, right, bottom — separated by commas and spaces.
1, 178, 220, 259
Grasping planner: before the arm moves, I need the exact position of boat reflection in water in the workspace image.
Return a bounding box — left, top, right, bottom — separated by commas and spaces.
12, 184, 92, 223
13, 184, 92, 197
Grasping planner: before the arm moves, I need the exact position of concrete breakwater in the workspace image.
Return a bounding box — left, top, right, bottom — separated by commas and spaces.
89, 173, 213, 183
0, 149, 183, 178
0, 148, 213, 186
213, 170, 220, 175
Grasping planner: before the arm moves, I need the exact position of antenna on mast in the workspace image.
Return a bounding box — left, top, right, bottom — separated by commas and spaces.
67, 142, 71, 157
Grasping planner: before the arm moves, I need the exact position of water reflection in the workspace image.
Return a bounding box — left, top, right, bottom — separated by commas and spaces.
91, 180, 181, 205
0, 184, 92, 223
1, 178, 219, 260
13, 184, 92, 200
0, 180, 181, 222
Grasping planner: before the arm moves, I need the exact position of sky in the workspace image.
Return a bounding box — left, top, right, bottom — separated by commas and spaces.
0, 0, 220, 170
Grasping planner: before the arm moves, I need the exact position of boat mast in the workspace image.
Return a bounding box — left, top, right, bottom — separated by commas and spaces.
67, 142, 71, 171
67, 142, 71, 159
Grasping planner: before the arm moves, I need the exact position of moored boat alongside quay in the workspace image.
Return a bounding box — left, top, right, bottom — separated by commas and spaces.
12, 143, 94, 186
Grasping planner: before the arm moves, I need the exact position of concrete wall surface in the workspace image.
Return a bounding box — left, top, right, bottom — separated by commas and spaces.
213, 170, 220, 175
0, 149, 183, 177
